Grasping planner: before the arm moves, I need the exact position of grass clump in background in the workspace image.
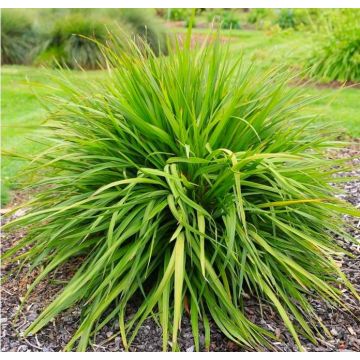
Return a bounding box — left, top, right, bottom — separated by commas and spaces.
207, 9, 241, 29
35, 14, 110, 69
1, 8, 169, 69
117, 8, 168, 54
35, 9, 168, 69
247, 8, 273, 28
307, 9, 360, 82
167, 8, 193, 21
275, 9, 321, 30
1, 9, 42, 65
3, 30, 360, 352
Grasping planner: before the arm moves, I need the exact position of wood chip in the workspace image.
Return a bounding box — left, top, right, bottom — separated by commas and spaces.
0, 208, 12, 214
347, 326, 356, 336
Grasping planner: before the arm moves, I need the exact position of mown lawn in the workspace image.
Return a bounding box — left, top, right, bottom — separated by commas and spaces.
1, 66, 103, 204
1, 29, 360, 205
2, 66, 46, 204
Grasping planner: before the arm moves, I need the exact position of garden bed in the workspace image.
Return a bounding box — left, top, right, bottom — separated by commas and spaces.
1, 146, 359, 352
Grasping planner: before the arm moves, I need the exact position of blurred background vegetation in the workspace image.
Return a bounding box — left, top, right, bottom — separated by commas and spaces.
1, 8, 169, 69
1, 8, 359, 80
1, 8, 360, 205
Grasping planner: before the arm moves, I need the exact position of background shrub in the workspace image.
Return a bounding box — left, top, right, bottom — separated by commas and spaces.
2, 8, 169, 68
168, 8, 192, 21
165, 8, 196, 28
276, 9, 297, 29
4, 32, 359, 351
35, 14, 110, 69
207, 9, 241, 29
247, 8, 272, 25
117, 8, 168, 54
307, 9, 360, 82
275, 9, 322, 30
221, 10, 241, 29
1, 9, 41, 65
247, 8, 277, 30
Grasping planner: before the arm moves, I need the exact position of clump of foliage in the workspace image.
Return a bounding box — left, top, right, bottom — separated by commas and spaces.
207, 9, 241, 29
247, 8, 269, 25
35, 14, 109, 69
247, 8, 278, 30
2, 9, 168, 68
276, 9, 297, 29
4, 32, 359, 352
307, 10, 360, 82
1, 9, 41, 64
116, 9, 168, 54
168, 8, 196, 28
221, 11, 241, 29
168, 8, 192, 21
275, 9, 321, 30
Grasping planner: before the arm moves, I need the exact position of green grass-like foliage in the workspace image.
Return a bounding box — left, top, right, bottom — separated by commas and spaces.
116, 9, 168, 55
35, 14, 109, 69
207, 9, 241, 29
307, 10, 360, 82
276, 9, 297, 29
275, 9, 320, 30
168, 8, 193, 21
247, 8, 270, 25
3, 32, 360, 351
34, 9, 168, 69
1, 9, 40, 65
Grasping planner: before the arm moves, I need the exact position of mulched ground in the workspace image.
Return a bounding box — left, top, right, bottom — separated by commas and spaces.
1, 145, 359, 352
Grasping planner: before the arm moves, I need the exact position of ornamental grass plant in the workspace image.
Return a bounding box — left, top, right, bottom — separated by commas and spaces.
3, 29, 360, 351
34, 14, 111, 69
116, 8, 168, 55
307, 9, 360, 82
1, 9, 41, 65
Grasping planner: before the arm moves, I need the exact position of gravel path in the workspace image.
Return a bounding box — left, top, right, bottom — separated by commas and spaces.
1, 146, 359, 352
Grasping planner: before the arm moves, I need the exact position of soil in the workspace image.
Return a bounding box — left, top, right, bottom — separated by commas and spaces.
290, 78, 360, 90
1, 146, 359, 352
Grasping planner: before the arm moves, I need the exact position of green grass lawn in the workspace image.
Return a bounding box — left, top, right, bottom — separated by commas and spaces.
175, 28, 315, 71
1, 29, 359, 205
1, 66, 104, 204
173, 27, 360, 134
305, 87, 360, 135
2, 66, 46, 204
